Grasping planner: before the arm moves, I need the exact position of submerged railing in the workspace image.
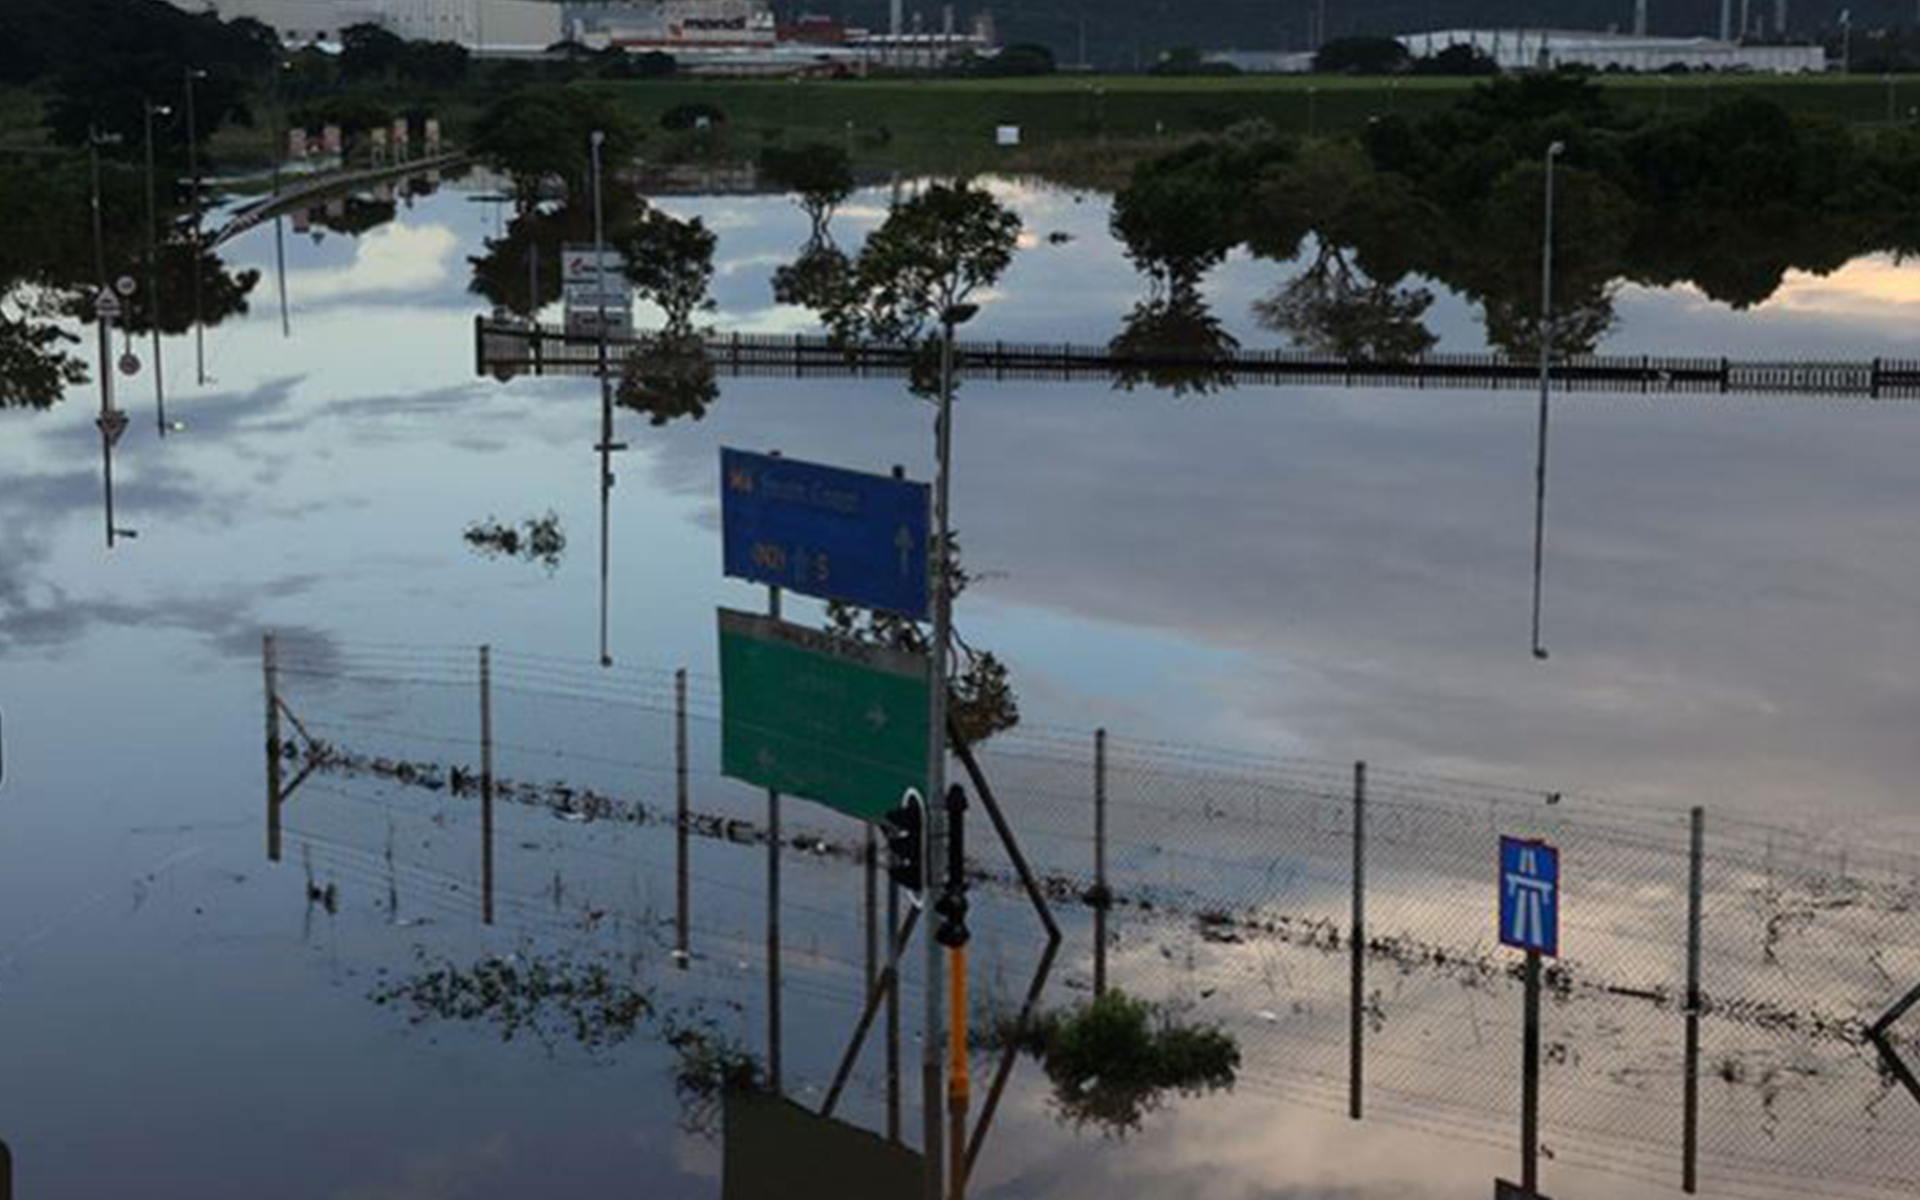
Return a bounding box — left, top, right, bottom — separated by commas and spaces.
474, 317, 1920, 400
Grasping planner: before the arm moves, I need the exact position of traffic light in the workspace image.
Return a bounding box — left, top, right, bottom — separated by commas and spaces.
882, 790, 924, 895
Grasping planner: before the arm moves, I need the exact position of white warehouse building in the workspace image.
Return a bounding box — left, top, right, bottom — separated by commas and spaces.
1399, 29, 1826, 74
167, 1, 564, 52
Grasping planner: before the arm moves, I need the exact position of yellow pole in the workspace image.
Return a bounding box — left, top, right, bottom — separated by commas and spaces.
947, 944, 970, 1198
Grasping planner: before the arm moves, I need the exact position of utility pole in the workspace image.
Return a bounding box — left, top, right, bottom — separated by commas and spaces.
143, 100, 171, 436
1530, 141, 1564, 664
590, 130, 623, 668
89, 126, 129, 548
1720, 0, 1734, 42
185, 67, 208, 386
922, 309, 959, 1200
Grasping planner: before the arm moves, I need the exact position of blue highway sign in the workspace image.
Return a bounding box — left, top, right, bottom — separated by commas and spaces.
722, 448, 931, 619
1499, 837, 1560, 958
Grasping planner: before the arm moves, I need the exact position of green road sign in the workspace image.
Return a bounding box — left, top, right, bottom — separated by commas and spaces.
718, 609, 930, 821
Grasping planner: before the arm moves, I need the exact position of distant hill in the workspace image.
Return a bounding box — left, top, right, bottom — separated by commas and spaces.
773, 0, 1912, 67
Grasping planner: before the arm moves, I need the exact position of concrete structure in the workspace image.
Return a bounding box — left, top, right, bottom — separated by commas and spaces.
1399, 28, 1825, 74
1200, 49, 1317, 74
563, 1, 776, 53
169, 1, 562, 51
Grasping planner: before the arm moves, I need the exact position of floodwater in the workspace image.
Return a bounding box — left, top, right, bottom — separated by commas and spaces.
3, 168, 1920, 1200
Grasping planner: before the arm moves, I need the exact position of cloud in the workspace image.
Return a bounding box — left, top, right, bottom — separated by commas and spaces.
285, 223, 462, 306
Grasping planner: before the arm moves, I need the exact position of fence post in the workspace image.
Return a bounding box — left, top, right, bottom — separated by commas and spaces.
480, 645, 494, 927
1684, 805, 1705, 1194
1350, 760, 1367, 1120
675, 667, 689, 966
1092, 728, 1110, 997
264, 633, 282, 863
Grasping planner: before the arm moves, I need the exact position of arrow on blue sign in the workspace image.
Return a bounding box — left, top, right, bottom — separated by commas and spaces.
1500, 836, 1560, 958
721, 448, 931, 619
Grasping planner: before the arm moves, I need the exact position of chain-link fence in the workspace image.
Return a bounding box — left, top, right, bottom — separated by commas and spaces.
265, 635, 1920, 1200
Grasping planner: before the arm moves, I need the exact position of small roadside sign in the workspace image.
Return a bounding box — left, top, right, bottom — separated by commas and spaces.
95, 292, 122, 319
721, 448, 931, 619
562, 244, 626, 286
563, 283, 631, 309
718, 608, 929, 821
1500, 837, 1560, 958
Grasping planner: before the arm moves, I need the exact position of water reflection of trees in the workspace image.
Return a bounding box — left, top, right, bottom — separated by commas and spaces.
1108, 289, 1241, 398
990, 989, 1240, 1137
371, 946, 767, 1137
1103, 78, 1920, 370
0, 155, 259, 410
765, 145, 855, 318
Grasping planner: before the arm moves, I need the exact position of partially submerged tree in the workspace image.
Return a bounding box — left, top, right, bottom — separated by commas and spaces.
615, 204, 717, 332
612, 203, 719, 425
759, 143, 855, 242
472, 87, 644, 204
816, 181, 1024, 744
820, 179, 1021, 371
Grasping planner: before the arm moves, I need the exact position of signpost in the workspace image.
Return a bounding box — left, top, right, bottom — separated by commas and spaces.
1500, 837, 1560, 957
1498, 836, 1560, 1200
562, 244, 632, 332
718, 609, 930, 822
721, 448, 931, 619
563, 246, 626, 287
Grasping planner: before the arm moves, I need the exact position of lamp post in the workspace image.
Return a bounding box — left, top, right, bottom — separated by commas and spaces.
185, 67, 208, 386
89, 126, 133, 547
144, 100, 172, 435
1530, 140, 1565, 663
590, 129, 619, 668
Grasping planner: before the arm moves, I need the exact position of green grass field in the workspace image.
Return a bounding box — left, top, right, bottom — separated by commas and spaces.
589, 71, 1920, 179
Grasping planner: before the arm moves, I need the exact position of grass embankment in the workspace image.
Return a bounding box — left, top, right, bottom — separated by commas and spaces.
589, 72, 1920, 181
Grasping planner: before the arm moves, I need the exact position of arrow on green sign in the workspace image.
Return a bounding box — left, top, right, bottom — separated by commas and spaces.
718, 608, 930, 822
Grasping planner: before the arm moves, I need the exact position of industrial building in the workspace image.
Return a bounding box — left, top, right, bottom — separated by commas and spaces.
166, 0, 563, 51
1398, 29, 1826, 74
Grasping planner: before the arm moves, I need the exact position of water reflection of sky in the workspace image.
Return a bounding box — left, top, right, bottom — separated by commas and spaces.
4, 175, 1920, 1198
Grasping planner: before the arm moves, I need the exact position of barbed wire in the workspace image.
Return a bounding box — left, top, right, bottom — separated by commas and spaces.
264, 637, 1920, 1199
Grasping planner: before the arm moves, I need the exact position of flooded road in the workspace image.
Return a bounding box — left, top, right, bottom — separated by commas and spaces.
3, 172, 1920, 1199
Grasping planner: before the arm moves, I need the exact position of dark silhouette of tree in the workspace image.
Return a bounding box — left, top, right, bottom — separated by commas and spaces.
1314, 36, 1412, 75
616, 205, 717, 331
616, 327, 720, 425
472, 88, 645, 204
1108, 288, 1242, 397
604, 202, 720, 425
758, 144, 855, 242
771, 243, 853, 315
825, 536, 1020, 747
994, 989, 1240, 1137
0, 303, 87, 411
1111, 135, 1291, 292
821, 180, 1020, 354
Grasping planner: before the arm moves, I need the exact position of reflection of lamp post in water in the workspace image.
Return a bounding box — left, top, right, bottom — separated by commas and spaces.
89, 126, 136, 548
589, 129, 625, 667
185, 67, 208, 387
1530, 140, 1565, 662
143, 100, 176, 436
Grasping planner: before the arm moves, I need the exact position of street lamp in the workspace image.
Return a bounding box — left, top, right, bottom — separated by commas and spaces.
185, 66, 209, 386
88, 127, 132, 549
588, 129, 623, 668
1530, 140, 1565, 662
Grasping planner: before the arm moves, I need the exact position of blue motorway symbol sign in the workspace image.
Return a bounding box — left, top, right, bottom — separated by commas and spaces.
1499, 837, 1560, 958
722, 448, 931, 619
